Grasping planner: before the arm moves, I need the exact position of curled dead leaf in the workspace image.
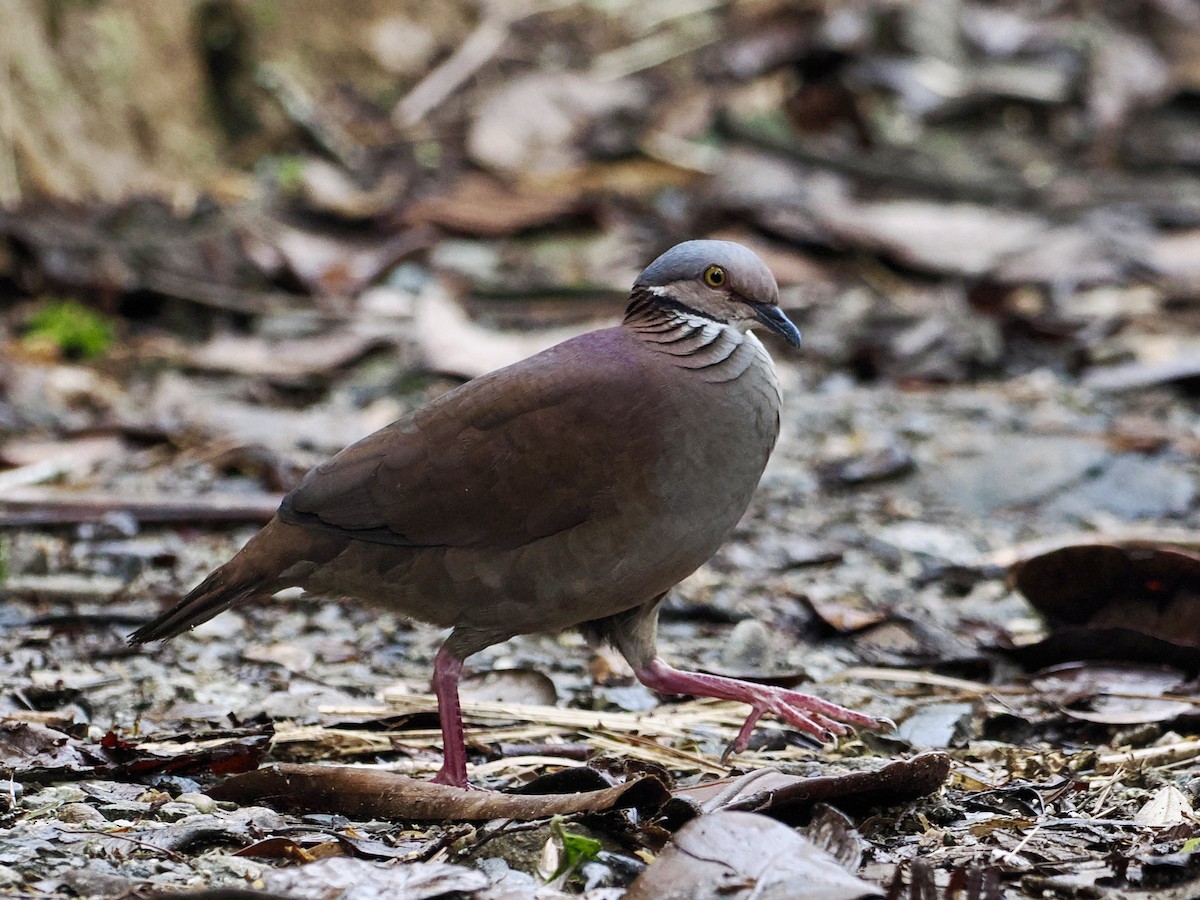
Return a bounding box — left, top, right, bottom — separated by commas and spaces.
208, 763, 670, 822
1012, 542, 1200, 668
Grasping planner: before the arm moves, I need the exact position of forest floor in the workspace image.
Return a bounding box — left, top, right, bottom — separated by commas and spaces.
4, 1, 1200, 897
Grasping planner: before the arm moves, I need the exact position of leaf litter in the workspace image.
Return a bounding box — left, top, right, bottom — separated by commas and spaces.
4, 0, 1200, 896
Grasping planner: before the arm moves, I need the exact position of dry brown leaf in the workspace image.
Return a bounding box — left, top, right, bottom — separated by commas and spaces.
405, 172, 583, 237
184, 331, 392, 379
414, 286, 610, 379
468, 72, 647, 176
459, 668, 558, 706
208, 763, 671, 821
668, 753, 951, 821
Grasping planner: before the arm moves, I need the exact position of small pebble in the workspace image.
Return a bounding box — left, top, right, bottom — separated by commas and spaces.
154, 802, 200, 822
0, 865, 23, 888
721, 619, 774, 672
57, 802, 106, 825
97, 801, 153, 820
23, 785, 86, 808
137, 788, 172, 805
176, 792, 218, 814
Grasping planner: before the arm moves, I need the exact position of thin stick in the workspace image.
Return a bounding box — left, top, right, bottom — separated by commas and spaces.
393, 6, 512, 128
0, 460, 75, 494
0, 489, 282, 527
1097, 740, 1200, 774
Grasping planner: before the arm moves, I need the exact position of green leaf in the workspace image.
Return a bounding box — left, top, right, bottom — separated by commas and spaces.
547, 816, 603, 883
24, 298, 115, 359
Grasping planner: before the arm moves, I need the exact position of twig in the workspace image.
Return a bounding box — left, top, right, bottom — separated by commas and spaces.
392, 6, 513, 129
834, 666, 1001, 694
256, 64, 369, 172
0, 36, 20, 207
140, 269, 318, 318
56, 828, 191, 864
470, 755, 586, 776
0, 459, 75, 493
0, 489, 282, 527
1096, 740, 1200, 775
719, 112, 1038, 206
591, 20, 719, 81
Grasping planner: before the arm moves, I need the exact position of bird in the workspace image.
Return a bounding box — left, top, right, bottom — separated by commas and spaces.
131, 240, 890, 787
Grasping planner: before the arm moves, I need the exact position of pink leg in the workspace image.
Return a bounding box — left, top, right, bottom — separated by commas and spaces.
431, 645, 471, 787
635, 658, 893, 757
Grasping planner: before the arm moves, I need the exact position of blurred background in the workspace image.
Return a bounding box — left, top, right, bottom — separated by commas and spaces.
3, 0, 1200, 471
5, 2, 1200, 890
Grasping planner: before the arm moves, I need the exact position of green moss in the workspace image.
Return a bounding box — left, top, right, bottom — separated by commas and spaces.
264, 154, 307, 194
24, 298, 115, 359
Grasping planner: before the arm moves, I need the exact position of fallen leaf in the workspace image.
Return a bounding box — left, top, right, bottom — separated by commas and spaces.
414, 285, 609, 379
405, 172, 584, 237
183, 331, 393, 380
298, 160, 407, 221
819, 198, 1049, 278
468, 72, 648, 176
0, 721, 270, 782
625, 811, 882, 900
264, 222, 433, 297
0, 721, 96, 774
802, 595, 889, 635
261, 857, 489, 900
1031, 663, 1196, 725
666, 753, 951, 823
1011, 541, 1200, 668
1014, 543, 1200, 641
815, 441, 916, 488
1133, 785, 1194, 827
208, 763, 671, 821
244, 642, 319, 674
896, 702, 977, 749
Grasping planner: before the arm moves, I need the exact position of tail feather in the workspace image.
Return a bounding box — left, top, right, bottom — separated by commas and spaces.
130, 517, 344, 645
129, 564, 267, 643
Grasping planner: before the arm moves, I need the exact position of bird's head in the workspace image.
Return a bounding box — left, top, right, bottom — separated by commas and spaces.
631, 240, 800, 347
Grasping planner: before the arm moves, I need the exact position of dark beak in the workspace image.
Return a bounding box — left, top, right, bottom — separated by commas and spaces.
753, 304, 802, 348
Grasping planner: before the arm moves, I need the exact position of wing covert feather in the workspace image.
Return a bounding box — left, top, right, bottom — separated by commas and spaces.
278, 332, 662, 550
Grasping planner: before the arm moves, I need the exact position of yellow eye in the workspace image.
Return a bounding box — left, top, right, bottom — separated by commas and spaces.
703, 265, 726, 287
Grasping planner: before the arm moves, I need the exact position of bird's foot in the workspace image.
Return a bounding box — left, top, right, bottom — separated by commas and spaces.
634, 658, 893, 760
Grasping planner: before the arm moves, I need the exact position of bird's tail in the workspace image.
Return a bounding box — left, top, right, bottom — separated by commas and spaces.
129, 518, 300, 644
129, 564, 268, 644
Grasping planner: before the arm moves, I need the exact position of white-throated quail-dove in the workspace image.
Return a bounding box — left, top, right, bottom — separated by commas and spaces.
131, 240, 891, 786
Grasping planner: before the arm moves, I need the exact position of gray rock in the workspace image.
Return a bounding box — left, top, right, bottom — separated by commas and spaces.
1046, 454, 1196, 520
920, 435, 1108, 516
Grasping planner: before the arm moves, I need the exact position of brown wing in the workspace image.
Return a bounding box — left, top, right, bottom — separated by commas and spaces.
278, 331, 664, 551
